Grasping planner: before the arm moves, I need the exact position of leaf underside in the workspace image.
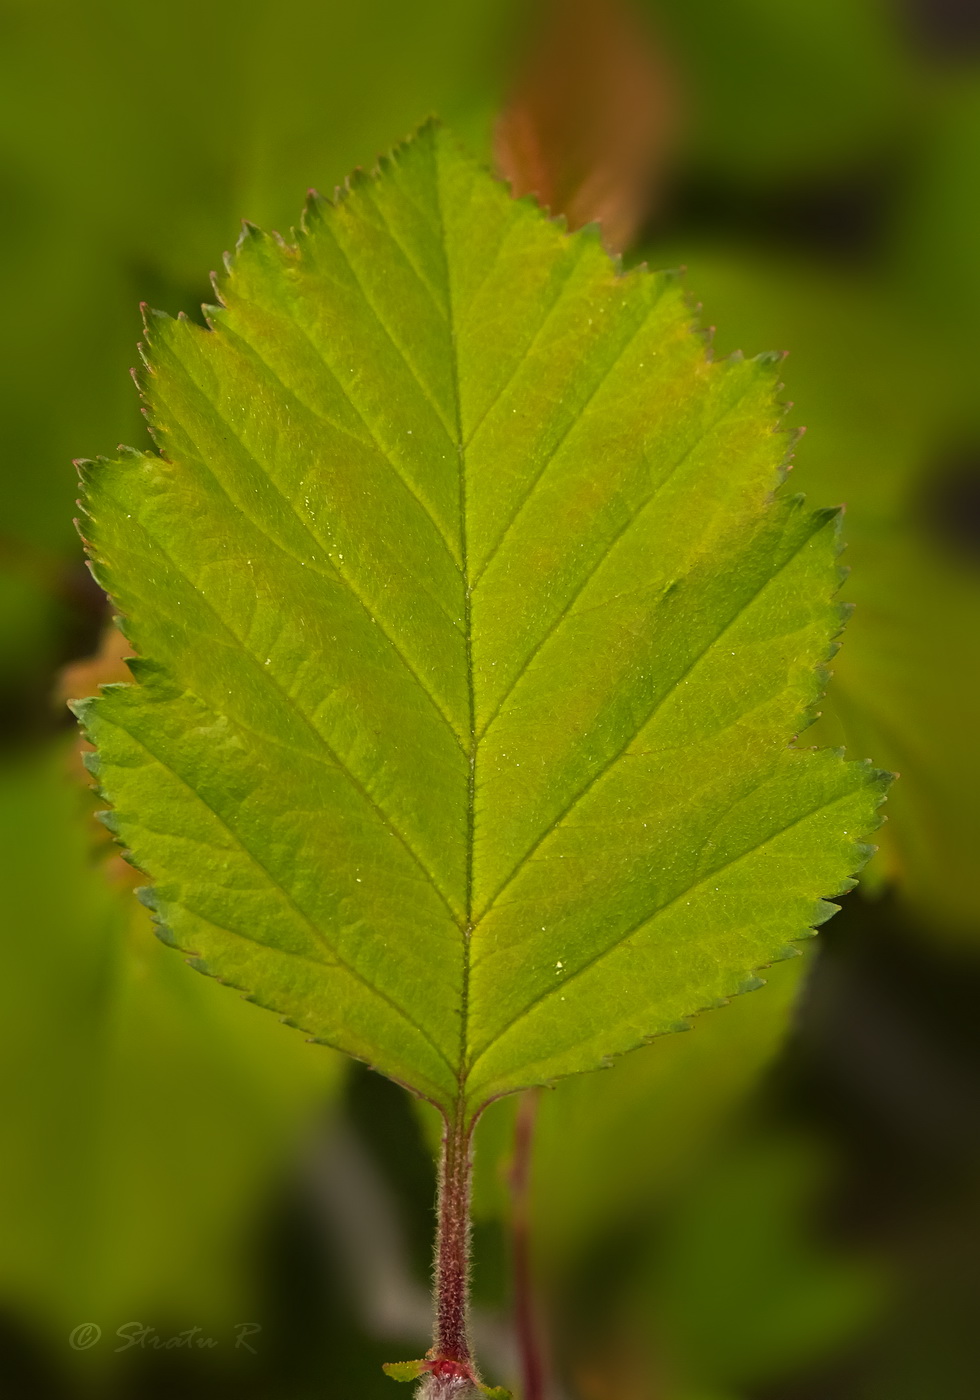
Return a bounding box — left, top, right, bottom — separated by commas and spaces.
73, 121, 887, 1121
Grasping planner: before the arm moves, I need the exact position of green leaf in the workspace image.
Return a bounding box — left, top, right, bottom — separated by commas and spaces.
635, 0, 911, 184
383, 1358, 510, 1395
639, 1134, 888, 1393
73, 122, 887, 1121
525, 953, 809, 1268
419, 952, 806, 1240
383, 1359, 430, 1382
0, 742, 340, 1346
816, 533, 980, 932
646, 246, 980, 936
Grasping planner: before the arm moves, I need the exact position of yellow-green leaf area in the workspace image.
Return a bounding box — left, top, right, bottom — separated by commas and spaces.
72, 122, 888, 1120
382, 1360, 429, 1382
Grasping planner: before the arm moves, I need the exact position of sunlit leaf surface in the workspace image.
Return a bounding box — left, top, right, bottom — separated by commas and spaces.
74, 124, 886, 1118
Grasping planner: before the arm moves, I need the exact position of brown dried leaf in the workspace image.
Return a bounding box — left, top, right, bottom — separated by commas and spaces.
59, 619, 133, 707
494, 0, 679, 253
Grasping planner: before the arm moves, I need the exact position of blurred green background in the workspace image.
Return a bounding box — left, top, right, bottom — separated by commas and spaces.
2, 2, 979, 1397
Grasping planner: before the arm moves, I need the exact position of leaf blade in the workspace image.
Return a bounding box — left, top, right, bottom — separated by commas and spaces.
74, 122, 888, 1116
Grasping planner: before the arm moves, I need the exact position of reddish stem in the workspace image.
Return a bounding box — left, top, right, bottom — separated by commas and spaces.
434, 1108, 474, 1368
510, 1089, 547, 1400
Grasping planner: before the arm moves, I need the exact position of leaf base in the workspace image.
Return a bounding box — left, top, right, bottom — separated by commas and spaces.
383, 1356, 510, 1398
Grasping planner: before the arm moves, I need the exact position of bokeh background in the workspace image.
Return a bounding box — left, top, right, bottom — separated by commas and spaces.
2, 2, 979, 1397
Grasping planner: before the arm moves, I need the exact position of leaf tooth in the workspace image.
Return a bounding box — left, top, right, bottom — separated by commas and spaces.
236, 218, 265, 249
123, 656, 161, 685
133, 344, 154, 391
413, 112, 443, 138
109, 611, 139, 645
757, 347, 788, 368
66, 695, 91, 722
148, 913, 179, 949
381, 114, 442, 175
139, 301, 174, 336
300, 188, 328, 231
116, 844, 148, 880
73, 453, 111, 489
737, 974, 767, 994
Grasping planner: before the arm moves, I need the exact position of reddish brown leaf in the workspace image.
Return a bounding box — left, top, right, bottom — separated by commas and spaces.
59, 619, 133, 707
494, 0, 679, 253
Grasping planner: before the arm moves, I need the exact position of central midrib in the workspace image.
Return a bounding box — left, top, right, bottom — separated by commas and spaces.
431, 160, 477, 1117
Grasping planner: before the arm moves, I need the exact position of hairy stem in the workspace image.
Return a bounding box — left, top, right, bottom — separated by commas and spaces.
434, 1107, 475, 1370
511, 1089, 547, 1400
